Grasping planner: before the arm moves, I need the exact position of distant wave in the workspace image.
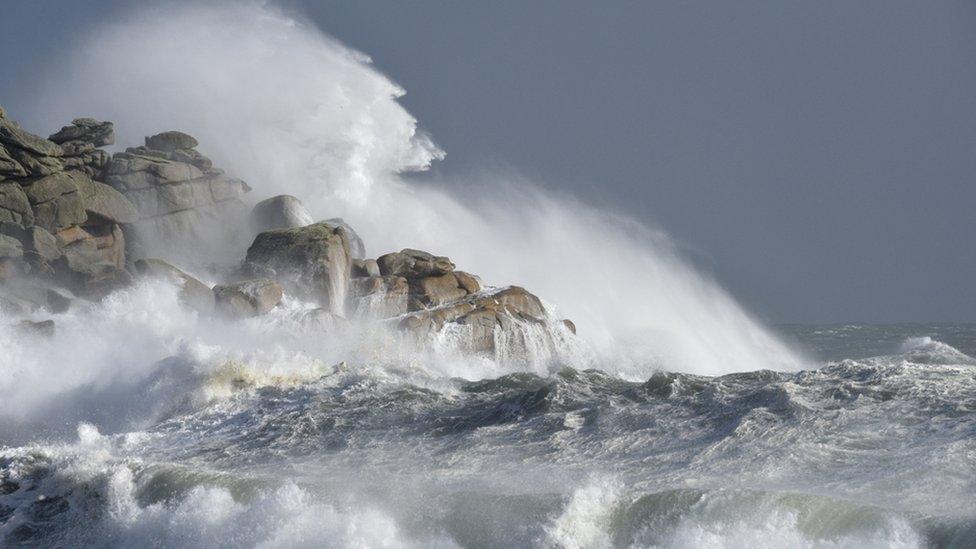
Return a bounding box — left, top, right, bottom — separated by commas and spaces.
896, 336, 976, 365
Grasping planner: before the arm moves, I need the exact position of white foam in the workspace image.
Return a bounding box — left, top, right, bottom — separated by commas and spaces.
22, 0, 803, 377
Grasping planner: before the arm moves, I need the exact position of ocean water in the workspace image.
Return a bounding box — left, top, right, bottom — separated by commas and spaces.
1, 299, 974, 548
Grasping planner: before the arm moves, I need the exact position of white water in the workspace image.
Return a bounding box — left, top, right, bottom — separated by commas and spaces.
22, 0, 802, 378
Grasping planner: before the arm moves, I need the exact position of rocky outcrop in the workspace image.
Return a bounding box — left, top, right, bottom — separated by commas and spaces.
0, 106, 578, 367
105, 131, 250, 264
0, 108, 131, 298
245, 222, 351, 314
48, 118, 113, 177
399, 286, 547, 352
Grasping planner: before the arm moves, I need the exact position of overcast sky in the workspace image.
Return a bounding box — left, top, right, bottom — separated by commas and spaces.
2, 0, 975, 323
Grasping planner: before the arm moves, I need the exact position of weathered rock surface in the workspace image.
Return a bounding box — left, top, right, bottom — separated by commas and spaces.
347, 275, 408, 319
0, 117, 63, 158
134, 258, 215, 315
105, 131, 250, 264
399, 286, 548, 354
378, 249, 455, 279
324, 218, 365, 259
213, 278, 282, 319
49, 118, 115, 148
351, 258, 380, 278
250, 195, 313, 233
145, 131, 198, 152
454, 271, 481, 294
75, 176, 138, 224
22, 172, 88, 233
0, 234, 23, 259
0, 182, 33, 226
245, 222, 350, 314
52, 238, 132, 299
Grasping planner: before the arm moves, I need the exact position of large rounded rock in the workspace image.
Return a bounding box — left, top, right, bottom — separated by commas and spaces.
324, 217, 365, 259
378, 249, 454, 279
213, 278, 282, 319
245, 222, 351, 314
145, 131, 199, 152
76, 177, 138, 224
250, 195, 313, 233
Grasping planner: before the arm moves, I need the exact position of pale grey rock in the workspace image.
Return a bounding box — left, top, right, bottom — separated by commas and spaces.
0, 234, 23, 259
0, 118, 63, 157
0, 182, 34, 226
53, 238, 132, 299
134, 258, 215, 315
324, 217, 365, 259
76, 178, 139, 224
49, 118, 114, 147
7, 146, 63, 176
0, 143, 27, 179
251, 195, 313, 233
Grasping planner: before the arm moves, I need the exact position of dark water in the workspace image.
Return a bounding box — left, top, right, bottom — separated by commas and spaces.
1, 323, 975, 548
778, 323, 976, 362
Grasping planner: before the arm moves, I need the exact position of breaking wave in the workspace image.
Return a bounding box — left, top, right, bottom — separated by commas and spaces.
23, 0, 801, 377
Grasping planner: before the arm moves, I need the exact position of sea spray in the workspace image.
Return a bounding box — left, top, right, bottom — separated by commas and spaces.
24, 0, 802, 376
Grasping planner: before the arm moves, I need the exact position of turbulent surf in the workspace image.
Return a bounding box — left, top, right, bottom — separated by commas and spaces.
0, 3, 974, 548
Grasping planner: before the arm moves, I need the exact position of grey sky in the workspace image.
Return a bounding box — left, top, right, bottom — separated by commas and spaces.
2, 1, 975, 323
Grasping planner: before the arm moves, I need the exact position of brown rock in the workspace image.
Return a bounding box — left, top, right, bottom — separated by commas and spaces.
351, 258, 380, 278
347, 275, 408, 319
454, 271, 481, 294
245, 222, 350, 313
409, 273, 467, 309
213, 278, 282, 319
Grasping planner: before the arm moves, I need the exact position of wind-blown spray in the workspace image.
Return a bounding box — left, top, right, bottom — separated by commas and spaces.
25, 1, 801, 377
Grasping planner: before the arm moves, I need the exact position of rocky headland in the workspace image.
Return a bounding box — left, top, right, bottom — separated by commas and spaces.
0, 107, 575, 361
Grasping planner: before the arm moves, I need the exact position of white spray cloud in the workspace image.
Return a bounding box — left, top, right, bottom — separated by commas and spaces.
23, 0, 804, 377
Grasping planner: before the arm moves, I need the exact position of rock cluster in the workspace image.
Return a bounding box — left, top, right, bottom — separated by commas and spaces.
104, 130, 250, 261
0, 110, 132, 301
0, 106, 575, 363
